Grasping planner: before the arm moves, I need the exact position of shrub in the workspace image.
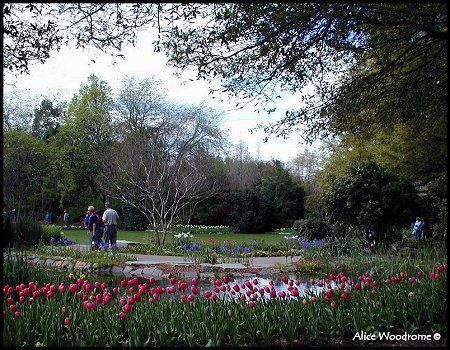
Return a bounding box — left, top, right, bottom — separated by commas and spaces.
7, 215, 45, 247
293, 217, 333, 239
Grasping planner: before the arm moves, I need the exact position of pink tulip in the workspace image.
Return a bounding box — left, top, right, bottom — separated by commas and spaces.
14, 311, 21, 318
281, 276, 288, 284
278, 291, 286, 298
248, 300, 256, 308
122, 304, 132, 313
204, 291, 212, 298
119, 311, 127, 320
64, 317, 72, 325
330, 301, 337, 308
187, 294, 195, 302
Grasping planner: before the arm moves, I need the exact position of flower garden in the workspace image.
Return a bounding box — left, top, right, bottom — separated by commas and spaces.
3, 240, 447, 347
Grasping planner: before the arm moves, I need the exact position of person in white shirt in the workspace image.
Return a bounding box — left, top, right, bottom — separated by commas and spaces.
102, 202, 120, 250
412, 216, 424, 240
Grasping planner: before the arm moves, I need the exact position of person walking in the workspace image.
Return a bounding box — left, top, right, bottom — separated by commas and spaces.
63, 210, 70, 226
102, 202, 119, 251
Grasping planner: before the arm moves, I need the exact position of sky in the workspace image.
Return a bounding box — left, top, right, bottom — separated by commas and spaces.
4, 30, 318, 163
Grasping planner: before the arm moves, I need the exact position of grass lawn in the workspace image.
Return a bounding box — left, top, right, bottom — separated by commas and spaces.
61, 228, 289, 247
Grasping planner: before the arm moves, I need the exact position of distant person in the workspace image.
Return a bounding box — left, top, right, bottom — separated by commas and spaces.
82, 213, 89, 227
63, 210, 70, 225
87, 206, 102, 250
412, 216, 424, 240
102, 202, 119, 251
44, 211, 52, 224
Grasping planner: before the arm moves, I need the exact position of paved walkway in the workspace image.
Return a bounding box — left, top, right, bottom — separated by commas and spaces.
73, 240, 302, 269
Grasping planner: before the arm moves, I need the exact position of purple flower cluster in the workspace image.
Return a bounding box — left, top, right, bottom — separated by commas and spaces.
49, 236, 76, 246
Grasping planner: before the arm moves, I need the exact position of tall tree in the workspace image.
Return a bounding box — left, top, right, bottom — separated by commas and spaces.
154, 3, 446, 142
102, 103, 226, 247
114, 75, 168, 134
3, 130, 58, 220
3, 3, 158, 75
5, 3, 446, 143
31, 99, 64, 141
53, 74, 114, 210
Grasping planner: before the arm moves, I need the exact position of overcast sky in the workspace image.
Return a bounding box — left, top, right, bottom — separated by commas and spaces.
4, 31, 317, 163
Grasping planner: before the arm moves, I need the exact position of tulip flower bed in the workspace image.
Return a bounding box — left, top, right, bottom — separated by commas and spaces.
3, 263, 446, 347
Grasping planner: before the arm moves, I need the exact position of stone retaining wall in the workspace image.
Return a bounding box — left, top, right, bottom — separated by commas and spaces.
7, 253, 265, 280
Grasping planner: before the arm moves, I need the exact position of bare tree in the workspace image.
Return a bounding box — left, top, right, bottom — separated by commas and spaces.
102, 103, 226, 247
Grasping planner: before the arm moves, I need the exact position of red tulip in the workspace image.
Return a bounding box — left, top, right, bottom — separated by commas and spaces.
64, 317, 72, 325
278, 291, 286, 298
248, 300, 256, 308
341, 292, 349, 300
122, 304, 132, 313
437, 265, 446, 272
330, 301, 337, 308
281, 276, 289, 284
119, 312, 127, 320
14, 311, 21, 318
120, 280, 127, 288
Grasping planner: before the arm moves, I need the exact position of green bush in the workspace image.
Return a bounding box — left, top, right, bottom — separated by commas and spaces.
41, 224, 63, 241
6, 215, 45, 247
293, 217, 333, 239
